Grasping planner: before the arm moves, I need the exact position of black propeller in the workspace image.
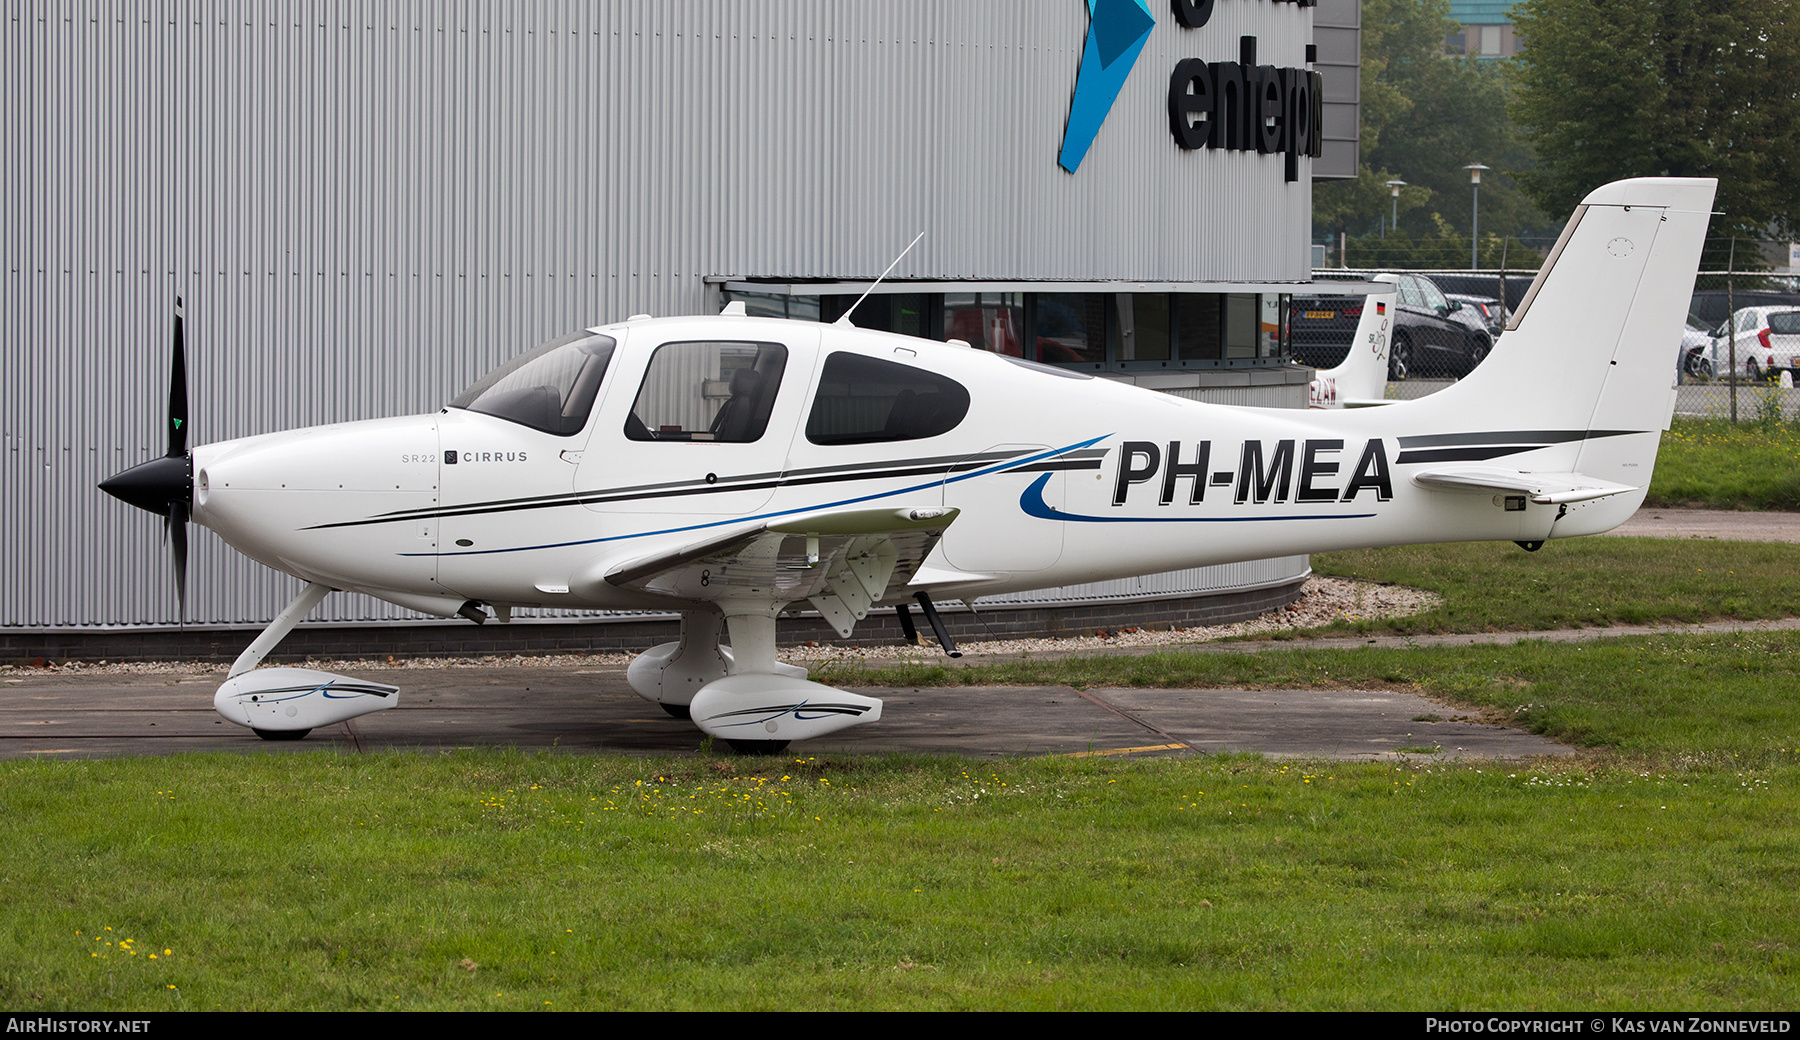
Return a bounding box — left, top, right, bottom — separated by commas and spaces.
99, 297, 194, 619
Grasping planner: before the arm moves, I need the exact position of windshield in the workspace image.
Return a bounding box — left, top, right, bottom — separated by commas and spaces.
449, 330, 616, 436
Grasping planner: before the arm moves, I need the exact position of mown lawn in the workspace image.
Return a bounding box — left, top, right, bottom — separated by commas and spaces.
1648, 417, 1800, 510
2, 747, 1796, 1010
9, 491, 1800, 1009
1300, 537, 1800, 636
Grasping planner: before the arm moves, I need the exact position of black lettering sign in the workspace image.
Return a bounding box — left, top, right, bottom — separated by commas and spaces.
1171, 0, 1215, 29
1113, 441, 1163, 505
1255, 65, 1284, 154
1160, 440, 1212, 504
1236, 439, 1295, 504
1164, 20, 1321, 180
1168, 59, 1214, 150
1111, 437, 1382, 507
1296, 439, 1342, 502
1342, 440, 1394, 501
1211, 61, 1249, 151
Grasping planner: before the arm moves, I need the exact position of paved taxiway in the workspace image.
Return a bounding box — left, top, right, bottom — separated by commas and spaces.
0, 661, 1573, 761
6, 506, 1789, 763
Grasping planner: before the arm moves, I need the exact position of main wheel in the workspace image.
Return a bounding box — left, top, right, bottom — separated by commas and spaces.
1466, 334, 1490, 374
659, 702, 692, 720
252, 728, 311, 741
726, 739, 790, 756
1388, 332, 1411, 381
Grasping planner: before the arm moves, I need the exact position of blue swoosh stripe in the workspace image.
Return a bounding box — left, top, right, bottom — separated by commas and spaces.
407, 434, 1113, 558
1019, 473, 1377, 523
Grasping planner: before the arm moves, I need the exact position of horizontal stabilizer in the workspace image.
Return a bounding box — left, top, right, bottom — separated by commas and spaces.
1412, 467, 1638, 505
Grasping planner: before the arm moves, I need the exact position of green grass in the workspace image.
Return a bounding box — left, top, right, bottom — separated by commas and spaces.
3, 749, 1797, 1010
1648, 417, 1800, 510
1302, 537, 1800, 635
815, 632, 1800, 758
10, 524, 1800, 1009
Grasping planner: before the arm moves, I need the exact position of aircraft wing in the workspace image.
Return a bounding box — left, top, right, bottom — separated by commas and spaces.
1411, 467, 1638, 505
602, 506, 959, 636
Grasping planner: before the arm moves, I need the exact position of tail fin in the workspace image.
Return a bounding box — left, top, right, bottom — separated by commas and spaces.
1309, 274, 1398, 408
1395, 177, 1716, 535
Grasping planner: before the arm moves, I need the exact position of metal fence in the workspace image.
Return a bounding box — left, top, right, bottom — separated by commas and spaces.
1300, 267, 1800, 422
1673, 271, 1800, 422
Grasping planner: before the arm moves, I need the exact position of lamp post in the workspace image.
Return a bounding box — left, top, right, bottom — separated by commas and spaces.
1464, 163, 1489, 269
1385, 179, 1406, 238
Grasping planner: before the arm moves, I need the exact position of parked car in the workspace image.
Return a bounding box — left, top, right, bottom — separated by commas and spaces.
1706, 306, 1800, 380
1687, 289, 1800, 331
1679, 314, 1715, 379
1446, 293, 1505, 337
1291, 273, 1492, 380
1428, 273, 1534, 315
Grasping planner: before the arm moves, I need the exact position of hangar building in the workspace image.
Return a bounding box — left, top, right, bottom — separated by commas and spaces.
3, 0, 1360, 656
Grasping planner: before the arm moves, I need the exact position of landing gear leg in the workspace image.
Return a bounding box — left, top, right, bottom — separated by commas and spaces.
626, 610, 729, 717
213, 582, 398, 737
626, 609, 807, 716
685, 600, 883, 753
228, 582, 332, 679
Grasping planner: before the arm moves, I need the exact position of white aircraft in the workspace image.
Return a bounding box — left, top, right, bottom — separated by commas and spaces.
1308, 273, 1397, 408
100, 177, 1715, 753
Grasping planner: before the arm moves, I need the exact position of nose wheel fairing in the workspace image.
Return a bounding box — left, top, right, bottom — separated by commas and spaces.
215, 667, 398, 734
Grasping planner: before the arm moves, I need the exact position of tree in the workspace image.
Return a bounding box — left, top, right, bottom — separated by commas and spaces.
1314, 0, 1548, 252
1509, 0, 1800, 252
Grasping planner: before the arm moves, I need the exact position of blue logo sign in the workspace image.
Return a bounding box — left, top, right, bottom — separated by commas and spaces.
1058, 0, 1156, 173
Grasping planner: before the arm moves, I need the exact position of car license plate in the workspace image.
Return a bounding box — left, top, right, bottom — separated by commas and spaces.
1304, 310, 1335, 320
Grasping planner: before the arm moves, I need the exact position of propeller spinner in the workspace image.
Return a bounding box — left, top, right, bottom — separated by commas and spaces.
99, 298, 194, 618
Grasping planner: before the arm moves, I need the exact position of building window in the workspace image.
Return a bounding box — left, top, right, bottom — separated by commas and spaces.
719, 288, 1294, 370
1033, 293, 1107, 364
944, 292, 1024, 355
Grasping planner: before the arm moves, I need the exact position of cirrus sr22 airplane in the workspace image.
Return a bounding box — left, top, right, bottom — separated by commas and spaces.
100, 178, 1714, 753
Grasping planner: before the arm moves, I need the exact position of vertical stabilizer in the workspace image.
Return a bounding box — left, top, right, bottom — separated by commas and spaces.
1388, 178, 1716, 535
1309, 274, 1398, 408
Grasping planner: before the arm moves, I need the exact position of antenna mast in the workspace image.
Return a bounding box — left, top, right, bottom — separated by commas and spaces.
834, 231, 926, 327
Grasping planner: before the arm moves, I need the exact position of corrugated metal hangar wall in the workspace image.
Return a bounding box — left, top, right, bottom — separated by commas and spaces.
5, 0, 1337, 632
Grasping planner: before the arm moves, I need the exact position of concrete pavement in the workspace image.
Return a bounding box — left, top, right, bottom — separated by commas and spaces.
4, 505, 1792, 764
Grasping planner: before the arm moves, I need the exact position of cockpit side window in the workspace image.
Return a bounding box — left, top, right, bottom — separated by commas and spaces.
625, 341, 789, 442
805, 352, 971, 445
449, 331, 615, 436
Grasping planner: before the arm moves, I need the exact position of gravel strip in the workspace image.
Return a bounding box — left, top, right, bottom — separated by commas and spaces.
0, 577, 1438, 677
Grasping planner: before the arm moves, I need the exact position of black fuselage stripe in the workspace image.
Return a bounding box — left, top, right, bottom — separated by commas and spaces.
1395, 446, 1541, 464
307, 456, 1032, 530
1397, 429, 1638, 448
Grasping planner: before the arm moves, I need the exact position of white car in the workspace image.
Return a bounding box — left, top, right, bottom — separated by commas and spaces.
1708, 306, 1800, 381
1679, 315, 1715, 378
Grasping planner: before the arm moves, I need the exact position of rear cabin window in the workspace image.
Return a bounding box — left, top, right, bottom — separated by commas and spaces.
625, 341, 788, 442
1767, 312, 1800, 335
805, 352, 971, 445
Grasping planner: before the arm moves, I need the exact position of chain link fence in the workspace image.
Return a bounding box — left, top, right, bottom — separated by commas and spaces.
1674, 271, 1800, 422
1303, 265, 1800, 421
